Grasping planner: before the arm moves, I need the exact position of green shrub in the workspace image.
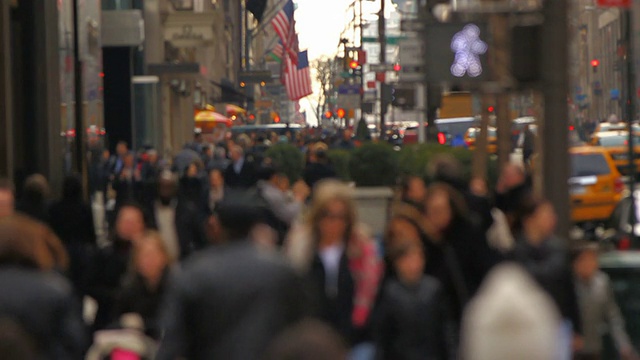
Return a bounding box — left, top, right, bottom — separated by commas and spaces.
348, 142, 399, 186
265, 143, 304, 182
397, 143, 498, 188
327, 149, 351, 181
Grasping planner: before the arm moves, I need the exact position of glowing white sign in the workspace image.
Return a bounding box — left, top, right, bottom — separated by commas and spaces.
450, 24, 488, 78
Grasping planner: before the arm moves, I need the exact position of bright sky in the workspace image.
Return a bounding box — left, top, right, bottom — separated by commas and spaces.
294, 0, 392, 125
294, 0, 352, 125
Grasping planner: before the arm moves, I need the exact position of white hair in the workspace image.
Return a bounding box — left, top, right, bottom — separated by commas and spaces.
461, 263, 561, 360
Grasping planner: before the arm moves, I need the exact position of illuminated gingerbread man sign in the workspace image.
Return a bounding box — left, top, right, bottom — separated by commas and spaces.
450, 24, 488, 78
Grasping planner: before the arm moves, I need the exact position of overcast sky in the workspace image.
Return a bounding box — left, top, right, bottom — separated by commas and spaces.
294, 0, 389, 124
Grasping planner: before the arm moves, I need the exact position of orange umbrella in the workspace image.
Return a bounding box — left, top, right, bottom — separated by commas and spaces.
225, 104, 247, 115
195, 111, 232, 127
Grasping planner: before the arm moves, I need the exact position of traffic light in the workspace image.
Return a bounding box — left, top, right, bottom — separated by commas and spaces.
381, 84, 393, 115
337, 108, 346, 119
349, 60, 362, 78
274, 115, 281, 123
591, 59, 600, 73
437, 132, 447, 145
487, 106, 495, 113
324, 111, 333, 119
393, 63, 401, 72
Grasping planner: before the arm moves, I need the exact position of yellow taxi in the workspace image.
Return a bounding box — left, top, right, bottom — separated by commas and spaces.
594, 121, 627, 134
590, 131, 640, 175
463, 127, 497, 154
569, 146, 624, 223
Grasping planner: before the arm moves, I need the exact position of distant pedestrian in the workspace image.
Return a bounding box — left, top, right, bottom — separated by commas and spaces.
202, 168, 227, 215
49, 175, 97, 296
572, 243, 638, 360
303, 142, 337, 189
147, 170, 206, 260
16, 173, 50, 223
86, 203, 146, 332
224, 145, 257, 189
510, 197, 583, 352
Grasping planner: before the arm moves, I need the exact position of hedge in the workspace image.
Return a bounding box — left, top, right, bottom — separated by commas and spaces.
348, 142, 400, 186
264, 142, 498, 188
265, 143, 305, 182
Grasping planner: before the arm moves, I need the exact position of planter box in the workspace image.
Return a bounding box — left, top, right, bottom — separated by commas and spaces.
352, 186, 395, 237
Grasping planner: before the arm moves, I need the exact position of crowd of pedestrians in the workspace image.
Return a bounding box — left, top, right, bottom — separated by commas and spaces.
0, 128, 636, 360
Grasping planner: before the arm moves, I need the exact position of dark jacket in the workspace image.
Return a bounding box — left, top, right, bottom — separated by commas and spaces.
157, 242, 306, 360
303, 162, 337, 189
307, 252, 355, 341
114, 268, 173, 339
146, 199, 207, 259
511, 236, 582, 334
85, 239, 134, 332
224, 158, 257, 189
112, 169, 143, 208
373, 277, 453, 360
48, 196, 96, 295
0, 266, 87, 359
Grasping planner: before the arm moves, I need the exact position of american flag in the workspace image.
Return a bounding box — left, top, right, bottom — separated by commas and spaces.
271, 0, 298, 65
269, 41, 284, 62
284, 50, 313, 101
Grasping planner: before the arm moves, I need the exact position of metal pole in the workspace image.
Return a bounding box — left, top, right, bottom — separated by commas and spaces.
541, 0, 570, 239
624, 8, 636, 244
359, 0, 364, 129
72, 0, 87, 198
379, 0, 386, 139
244, 0, 250, 71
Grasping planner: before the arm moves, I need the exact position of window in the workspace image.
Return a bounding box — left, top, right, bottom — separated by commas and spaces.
571, 153, 611, 177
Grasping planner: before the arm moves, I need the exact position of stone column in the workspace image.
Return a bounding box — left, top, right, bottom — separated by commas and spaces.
0, 0, 12, 178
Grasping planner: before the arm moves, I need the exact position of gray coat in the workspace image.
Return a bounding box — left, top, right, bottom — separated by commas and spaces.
575, 271, 632, 355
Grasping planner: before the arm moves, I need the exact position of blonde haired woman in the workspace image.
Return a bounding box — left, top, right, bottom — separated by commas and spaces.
115, 230, 176, 339
285, 180, 383, 345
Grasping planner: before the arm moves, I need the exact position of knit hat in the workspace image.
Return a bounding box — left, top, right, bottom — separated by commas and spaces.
461, 263, 561, 360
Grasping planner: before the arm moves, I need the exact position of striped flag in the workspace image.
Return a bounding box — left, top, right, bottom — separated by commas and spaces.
271, 0, 298, 65
266, 41, 284, 63
284, 50, 313, 101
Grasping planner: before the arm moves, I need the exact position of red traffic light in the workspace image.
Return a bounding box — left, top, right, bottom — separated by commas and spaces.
393, 63, 401, 72
437, 132, 446, 145
337, 108, 346, 118
248, 114, 256, 121
324, 111, 332, 119
591, 59, 600, 67
274, 115, 281, 123
349, 60, 359, 69
487, 106, 495, 113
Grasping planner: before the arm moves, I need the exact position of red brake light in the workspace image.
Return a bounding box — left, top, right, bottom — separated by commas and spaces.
437, 132, 446, 145
619, 236, 631, 250
614, 178, 625, 193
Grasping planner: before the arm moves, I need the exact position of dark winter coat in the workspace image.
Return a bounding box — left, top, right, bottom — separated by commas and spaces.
0, 266, 87, 359
511, 235, 582, 334
373, 277, 454, 360
145, 199, 207, 259
114, 268, 173, 339
85, 239, 134, 332
303, 162, 337, 189
157, 242, 306, 360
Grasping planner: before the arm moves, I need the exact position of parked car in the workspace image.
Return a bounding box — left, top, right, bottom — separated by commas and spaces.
464, 126, 497, 154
